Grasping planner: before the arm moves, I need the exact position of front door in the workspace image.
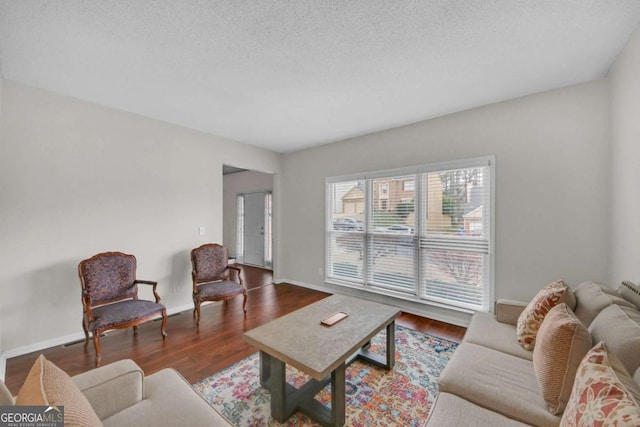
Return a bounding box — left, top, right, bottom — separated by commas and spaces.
243, 192, 265, 267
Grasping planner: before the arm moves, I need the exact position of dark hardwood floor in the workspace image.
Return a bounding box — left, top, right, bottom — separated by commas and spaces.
4, 264, 466, 395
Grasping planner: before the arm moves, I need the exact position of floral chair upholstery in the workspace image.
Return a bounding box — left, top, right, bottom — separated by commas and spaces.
78, 252, 167, 366
190, 243, 247, 325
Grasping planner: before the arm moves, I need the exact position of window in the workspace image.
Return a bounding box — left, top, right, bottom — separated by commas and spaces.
326, 157, 494, 312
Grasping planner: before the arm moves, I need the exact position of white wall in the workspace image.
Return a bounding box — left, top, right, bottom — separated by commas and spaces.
223, 170, 274, 258
610, 30, 640, 287
0, 80, 282, 354
279, 80, 611, 325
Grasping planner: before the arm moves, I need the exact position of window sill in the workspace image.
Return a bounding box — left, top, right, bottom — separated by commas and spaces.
324, 278, 478, 315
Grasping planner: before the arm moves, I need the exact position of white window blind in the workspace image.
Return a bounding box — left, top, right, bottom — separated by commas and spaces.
367, 175, 416, 294
419, 166, 491, 311
326, 157, 494, 312
327, 180, 366, 283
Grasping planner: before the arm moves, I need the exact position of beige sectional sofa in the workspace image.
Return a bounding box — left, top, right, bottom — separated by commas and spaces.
426, 280, 640, 426
0, 358, 232, 426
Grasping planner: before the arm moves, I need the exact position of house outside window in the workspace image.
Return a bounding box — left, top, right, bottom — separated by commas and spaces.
325, 156, 495, 312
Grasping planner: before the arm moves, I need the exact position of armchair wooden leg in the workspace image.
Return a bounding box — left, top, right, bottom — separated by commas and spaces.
242, 292, 248, 315
133, 325, 138, 334
92, 330, 102, 367
160, 309, 168, 339
82, 319, 89, 347
195, 301, 202, 326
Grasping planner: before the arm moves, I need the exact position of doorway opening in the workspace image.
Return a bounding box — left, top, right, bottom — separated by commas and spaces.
223, 166, 274, 270
237, 192, 272, 268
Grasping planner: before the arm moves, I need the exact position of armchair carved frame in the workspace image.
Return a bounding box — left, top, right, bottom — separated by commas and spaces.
79, 251, 167, 366
190, 243, 247, 326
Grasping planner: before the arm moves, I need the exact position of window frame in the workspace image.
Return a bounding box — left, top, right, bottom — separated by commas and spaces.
325, 156, 495, 313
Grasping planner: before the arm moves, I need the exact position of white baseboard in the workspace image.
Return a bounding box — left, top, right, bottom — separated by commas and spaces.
274, 278, 472, 328
167, 303, 196, 316
1, 304, 195, 364
3, 331, 88, 360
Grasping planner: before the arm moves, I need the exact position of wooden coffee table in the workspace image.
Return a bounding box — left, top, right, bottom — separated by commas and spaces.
243, 294, 401, 427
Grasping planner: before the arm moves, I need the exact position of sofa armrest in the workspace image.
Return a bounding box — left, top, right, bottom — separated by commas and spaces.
72, 359, 144, 420
495, 299, 527, 325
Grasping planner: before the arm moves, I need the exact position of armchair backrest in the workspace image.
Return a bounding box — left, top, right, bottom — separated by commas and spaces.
191, 244, 229, 284
79, 252, 138, 306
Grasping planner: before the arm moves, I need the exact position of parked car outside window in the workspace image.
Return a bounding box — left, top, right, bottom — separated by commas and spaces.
333, 217, 364, 231
385, 224, 414, 234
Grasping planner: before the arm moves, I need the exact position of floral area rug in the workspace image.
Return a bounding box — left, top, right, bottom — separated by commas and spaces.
192, 325, 458, 427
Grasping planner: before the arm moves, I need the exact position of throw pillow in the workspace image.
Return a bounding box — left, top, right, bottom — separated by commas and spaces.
16, 355, 103, 427
561, 342, 640, 426
517, 279, 573, 350
588, 304, 640, 377
619, 280, 640, 311
573, 281, 634, 327
533, 303, 592, 414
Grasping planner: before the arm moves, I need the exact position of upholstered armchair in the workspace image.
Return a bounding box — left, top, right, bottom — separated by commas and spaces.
190, 243, 247, 325
78, 252, 167, 366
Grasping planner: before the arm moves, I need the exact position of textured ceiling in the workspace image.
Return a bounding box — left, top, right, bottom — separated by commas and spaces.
1, 1, 639, 153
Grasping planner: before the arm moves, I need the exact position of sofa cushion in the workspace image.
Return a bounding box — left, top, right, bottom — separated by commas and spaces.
438, 342, 560, 427
560, 342, 640, 427
101, 368, 232, 427
573, 281, 634, 327
463, 311, 533, 360
426, 392, 531, 427
517, 279, 574, 350
15, 355, 102, 427
619, 281, 640, 311
589, 304, 640, 376
533, 303, 592, 414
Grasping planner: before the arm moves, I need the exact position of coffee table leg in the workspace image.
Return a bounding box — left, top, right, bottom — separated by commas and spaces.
259, 351, 271, 388
331, 363, 346, 427
386, 320, 396, 369
270, 356, 287, 422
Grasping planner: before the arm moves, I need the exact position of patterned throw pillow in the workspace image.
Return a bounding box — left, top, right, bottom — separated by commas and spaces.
561, 342, 640, 427
517, 279, 571, 350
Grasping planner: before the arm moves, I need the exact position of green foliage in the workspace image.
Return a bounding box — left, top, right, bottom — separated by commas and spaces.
442, 193, 455, 216
396, 200, 415, 219
373, 210, 402, 227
